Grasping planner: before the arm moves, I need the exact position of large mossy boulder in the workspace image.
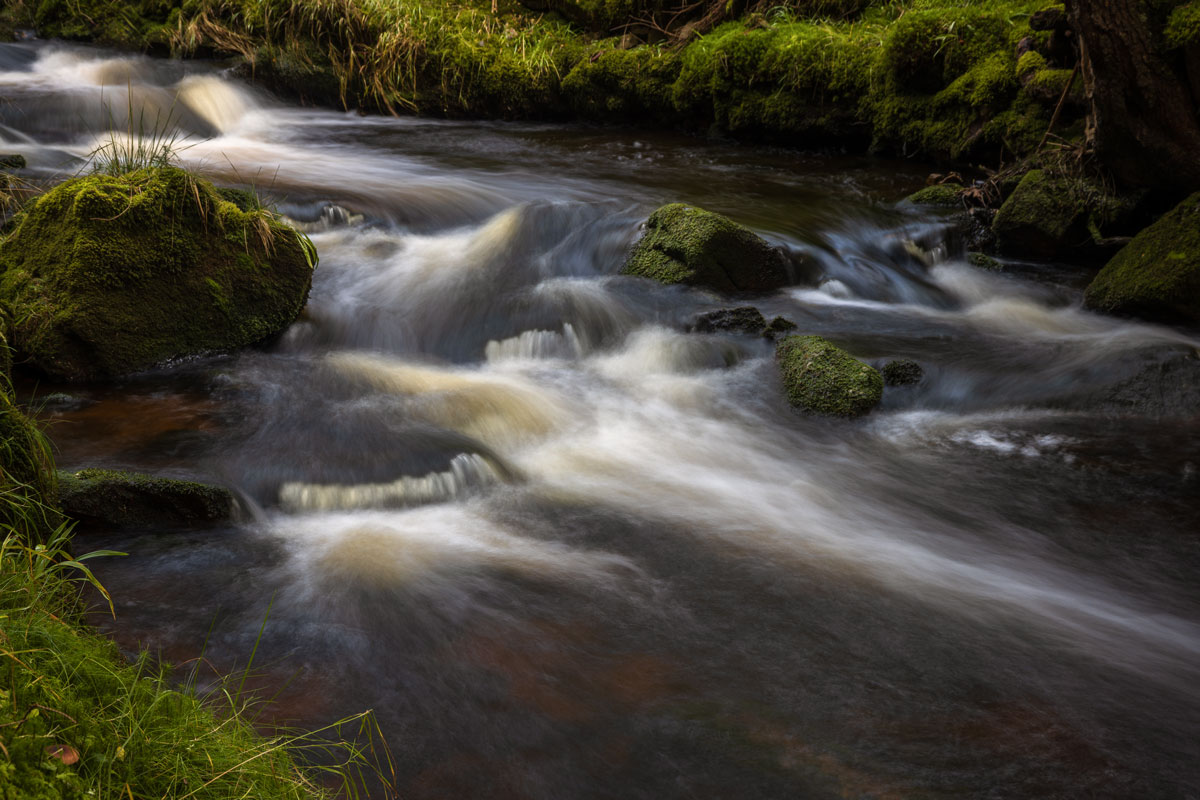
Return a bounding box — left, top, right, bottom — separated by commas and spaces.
58, 468, 234, 529
776, 335, 883, 417
0, 166, 316, 381
1084, 192, 1200, 326
991, 169, 1124, 260
622, 203, 791, 292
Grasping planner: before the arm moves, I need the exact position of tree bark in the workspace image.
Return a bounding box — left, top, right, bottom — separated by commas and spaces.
1064, 0, 1200, 193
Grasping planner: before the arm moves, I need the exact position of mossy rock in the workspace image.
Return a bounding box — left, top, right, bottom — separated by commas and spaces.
622, 203, 791, 292
0, 154, 26, 171
691, 305, 767, 335
967, 251, 1004, 271
1083, 192, 1200, 326
0, 394, 60, 537
776, 335, 883, 417
882, 358, 924, 386
991, 169, 1122, 260
0, 166, 316, 380
58, 468, 234, 529
905, 183, 964, 207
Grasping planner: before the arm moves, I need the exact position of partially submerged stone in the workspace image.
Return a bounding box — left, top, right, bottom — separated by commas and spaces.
0, 165, 316, 380
58, 468, 234, 529
622, 203, 791, 292
882, 358, 924, 386
691, 306, 767, 335
0, 154, 25, 171
991, 169, 1126, 260
776, 335, 883, 417
967, 252, 1004, 271
1084, 192, 1200, 326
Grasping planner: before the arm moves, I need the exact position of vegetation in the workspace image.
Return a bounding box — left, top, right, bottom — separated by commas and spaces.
0, 165, 316, 380
1, 0, 1076, 161
623, 203, 791, 291
1084, 191, 1200, 326
775, 335, 883, 417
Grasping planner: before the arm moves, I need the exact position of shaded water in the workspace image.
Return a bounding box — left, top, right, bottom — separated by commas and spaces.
4, 42, 1200, 799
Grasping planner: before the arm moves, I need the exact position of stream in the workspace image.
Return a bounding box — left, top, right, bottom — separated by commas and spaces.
3, 41, 1200, 799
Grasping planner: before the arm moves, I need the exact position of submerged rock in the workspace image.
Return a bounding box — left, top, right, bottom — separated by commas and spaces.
967, 252, 1004, 271
0, 166, 316, 380
622, 203, 791, 292
58, 468, 234, 529
691, 306, 767, 335
776, 335, 883, 417
882, 358, 924, 386
1084, 192, 1200, 326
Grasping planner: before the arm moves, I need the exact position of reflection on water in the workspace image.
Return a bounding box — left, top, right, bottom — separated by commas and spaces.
6, 40, 1200, 799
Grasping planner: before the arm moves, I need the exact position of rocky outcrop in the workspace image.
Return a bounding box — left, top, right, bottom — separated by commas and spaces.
0, 166, 316, 380
776, 335, 883, 417
623, 204, 792, 292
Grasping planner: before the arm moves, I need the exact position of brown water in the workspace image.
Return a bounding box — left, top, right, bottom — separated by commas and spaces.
4, 40, 1200, 799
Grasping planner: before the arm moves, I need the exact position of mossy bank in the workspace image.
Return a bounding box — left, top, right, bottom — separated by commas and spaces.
0, 165, 315, 380
2, 0, 1083, 163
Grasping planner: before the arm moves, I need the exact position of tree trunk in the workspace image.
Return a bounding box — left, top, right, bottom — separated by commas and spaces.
1064, 0, 1200, 194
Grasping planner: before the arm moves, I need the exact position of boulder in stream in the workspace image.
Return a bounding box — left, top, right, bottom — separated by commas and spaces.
776, 335, 883, 417
990, 169, 1128, 261
0, 166, 316, 380
1084, 192, 1200, 327
58, 468, 234, 529
622, 203, 791, 292
882, 358, 924, 386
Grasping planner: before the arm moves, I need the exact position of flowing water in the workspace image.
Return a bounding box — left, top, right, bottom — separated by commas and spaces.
4, 41, 1200, 799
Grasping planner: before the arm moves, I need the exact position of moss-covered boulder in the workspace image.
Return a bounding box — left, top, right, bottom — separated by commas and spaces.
622, 203, 791, 292
991, 169, 1124, 260
1084, 192, 1200, 326
58, 468, 234, 529
776, 335, 883, 417
0, 166, 316, 381
904, 183, 964, 207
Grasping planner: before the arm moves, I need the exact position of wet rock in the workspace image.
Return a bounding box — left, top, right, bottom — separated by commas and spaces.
1084, 192, 1200, 327
0, 165, 316, 380
991, 169, 1127, 261
904, 183, 963, 208
776, 335, 883, 417
967, 252, 1004, 271
1075, 349, 1200, 418
622, 203, 792, 292
764, 315, 798, 338
882, 359, 924, 386
692, 306, 767, 335
0, 154, 25, 171
58, 468, 234, 529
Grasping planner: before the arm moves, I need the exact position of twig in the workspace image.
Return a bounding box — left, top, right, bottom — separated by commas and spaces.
1037, 61, 1081, 152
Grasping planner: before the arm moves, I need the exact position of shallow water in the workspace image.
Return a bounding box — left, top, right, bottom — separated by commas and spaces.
4, 41, 1200, 799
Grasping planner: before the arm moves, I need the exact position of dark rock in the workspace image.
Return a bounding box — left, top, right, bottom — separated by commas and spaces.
0, 154, 25, 171
1074, 349, 1200, 419
776, 335, 883, 417
1084, 192, 1200, 326
882, 359, 924, 386
764, 315, 798, 339
622, 203, 792, 292
991, 169, 1127, 261
692, 306, 767, 335
58, 468, 234, 529
967, 252, 1004, 271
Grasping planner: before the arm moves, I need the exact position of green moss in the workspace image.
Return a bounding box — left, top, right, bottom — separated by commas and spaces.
1015, 50, 1047, 77
1084, 192, 1200, 325
776, 334, 883, 417
991, 169, 1127, 259
967, 251, 1003, 270
0, 166, 315, 380
1165, 1, 1200, 49
905, 182, 963, 207
622, 203, 790, 292
57, 468, 233, 528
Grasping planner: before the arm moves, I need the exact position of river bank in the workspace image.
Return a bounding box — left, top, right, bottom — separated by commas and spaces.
2, 0, 1083, 164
